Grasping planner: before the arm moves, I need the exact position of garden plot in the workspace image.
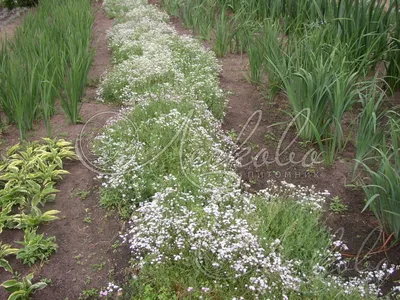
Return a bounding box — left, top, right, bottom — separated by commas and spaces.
0, 1, 130, 299
0, 0, 399, 299
89, 0, 400, 298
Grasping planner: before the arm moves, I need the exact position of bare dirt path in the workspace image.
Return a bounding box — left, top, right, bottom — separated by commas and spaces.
0, 2, 130, 299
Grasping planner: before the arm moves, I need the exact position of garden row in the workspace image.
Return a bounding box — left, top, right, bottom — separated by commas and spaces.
0, 0, 94, 139
160, 0, 400, 242
0, 139, 76, 299
93, 0, 399, 298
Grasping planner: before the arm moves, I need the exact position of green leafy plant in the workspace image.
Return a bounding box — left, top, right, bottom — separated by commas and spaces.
213, 8, 233, 57
0, 0, 94, 137
78, 288, 99, 300
354, 78, 386, 174
1, 273, 47, 300
16, 229, 57, 266
360, 115, 400, 239
0, 204, 13, 233
247, 34, 265, 84
0, 243, 18, 273
12, 207, 60, 229
329, 196, 348, 214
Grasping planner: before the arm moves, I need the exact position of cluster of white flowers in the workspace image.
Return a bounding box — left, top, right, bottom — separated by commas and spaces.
99, 282, 122, 298
102, 0, 147, 18
121, 187, 304, 297
257, 180, 329, 211
98, 1, 225, 118
98, 0, 399, 298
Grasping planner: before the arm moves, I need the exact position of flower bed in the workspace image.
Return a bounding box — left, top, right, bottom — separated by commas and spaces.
95, 0, 400, 298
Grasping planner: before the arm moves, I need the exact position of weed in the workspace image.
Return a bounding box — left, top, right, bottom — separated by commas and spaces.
79, 288, 99, 300
84, 276, 92, 286
92, 262, 105, 271
83, 208, 92, 224
329, 196, 348, 214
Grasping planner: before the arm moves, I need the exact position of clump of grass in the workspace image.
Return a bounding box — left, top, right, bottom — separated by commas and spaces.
0, 0, 94, 138
354, 78, 387, 173
360, 113, 400, 239
247, 34, 265, 84
213, 8, 233, 57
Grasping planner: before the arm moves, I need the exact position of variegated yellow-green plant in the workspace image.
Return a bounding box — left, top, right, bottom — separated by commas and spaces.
1, 273, 47, 300
0, 243, 18, 273
0, 139, 77, 209
0, 138, 76, 290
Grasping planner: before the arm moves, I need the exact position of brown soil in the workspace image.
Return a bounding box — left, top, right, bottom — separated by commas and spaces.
0, 2, 130, 300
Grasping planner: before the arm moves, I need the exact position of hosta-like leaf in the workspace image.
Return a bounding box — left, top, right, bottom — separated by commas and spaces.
6, 144, 21, 156
22, 273, 33, 286
8, 290, 28, 300
30, 281, 47, 291
0, 258, 13, 273
55, 139, 72, 147
1, 279, 19, 291
0, 243, 19, 257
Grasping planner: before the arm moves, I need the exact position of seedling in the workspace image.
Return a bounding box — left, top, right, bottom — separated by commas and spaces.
329, 196, 348, 214
79, 288, 99, 300
227, 129, 238, 141
92, 262, 105, 271
83, 208, 92, 224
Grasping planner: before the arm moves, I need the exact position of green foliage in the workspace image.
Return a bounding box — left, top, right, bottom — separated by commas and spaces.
12, 207, 60, 229
97, 99, 234, 216
254, 196, 332, 273
0, 139, 76, 210
1, 273, 47, 300
61, 0, 95, 124
0, 139, 74, 279
360, 114, 400, 239
385, 3, 400, 91
16, 229, 57, 266
159, 0, 400, 168
100, 0, 397, 297
3, 0, 38, 9
329, 196, 348, 214
354, 79, 386, 173
0, 243, 18, 273
0, 0, 94, 138
213, 8, 233, 57
79, 288, 99, 300
247, 35, 264, 84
